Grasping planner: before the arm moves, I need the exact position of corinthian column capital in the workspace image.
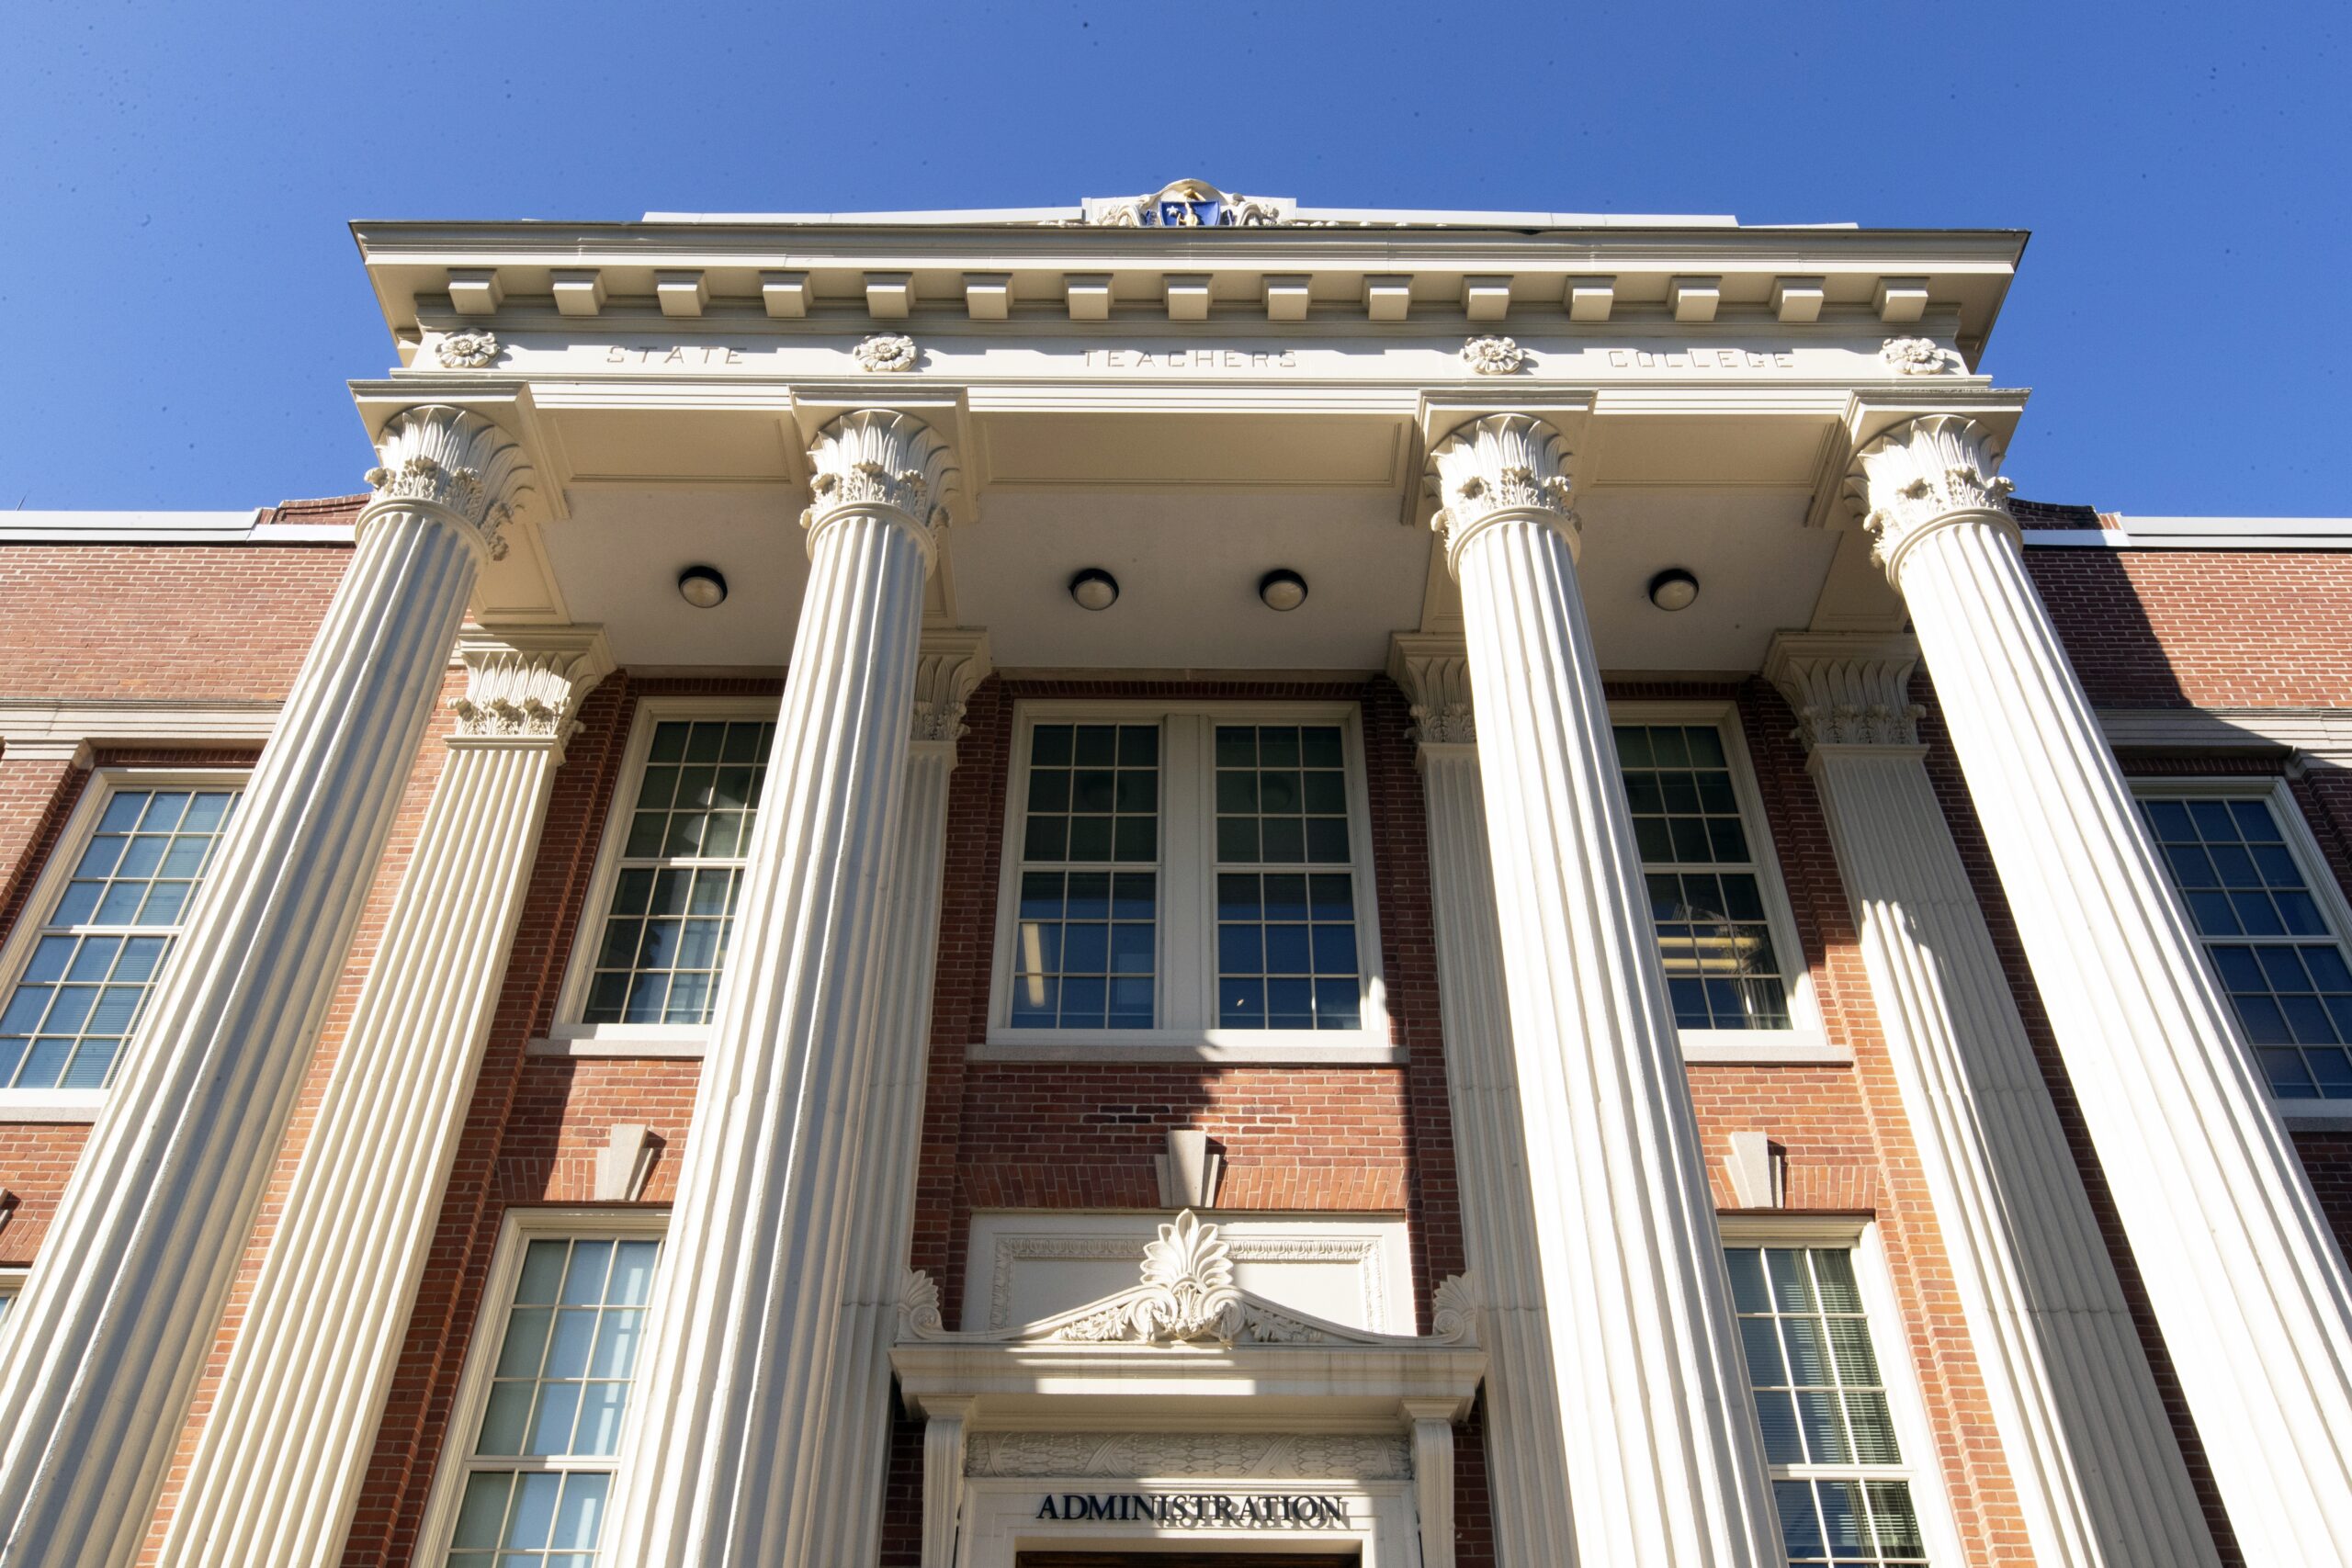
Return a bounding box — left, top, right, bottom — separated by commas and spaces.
449, 626, 615, 760
910, 628, 991, 746
1424, 414, 1579, 573
364, 405, 536, 564
802, 410, 961, 567
1387, 633, 1478, 746
1844, 413, 2018, 580
1761, 632, 1925, 752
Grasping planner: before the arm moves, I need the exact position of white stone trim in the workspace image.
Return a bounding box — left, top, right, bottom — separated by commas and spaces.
985, 698, 1393, 1057
2100, 706, 2352, 761
546, 693, 782, 1041
413, 1207, 670, 1568
0, 699, 279, 751
0, 766, 250, 1121
955, 1476, 1417, 1568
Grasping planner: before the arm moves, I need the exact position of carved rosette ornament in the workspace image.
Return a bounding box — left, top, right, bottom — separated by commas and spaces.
363, 406, 534, 564
1763, 637, 1926, 750
1425, 413, 1578, 569
1880, 336, 1963, 376
435, 328, 501, 369
854, 333, 920, 373
1461, 335, 1525, 376
801, 410, 961, 562
1845, 413, 2017, 580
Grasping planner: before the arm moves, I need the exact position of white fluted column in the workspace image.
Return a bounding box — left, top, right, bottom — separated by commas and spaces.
1386, 634, 1576, 1568
1428, 414, 1781, 1568
153, 626, 610, 1568
1767, 631, 2219, 1568
1855, 414, 2352, 1562
603, 410, 957, 1568
809, 629, 989, 1568
0, 407, 529, 1568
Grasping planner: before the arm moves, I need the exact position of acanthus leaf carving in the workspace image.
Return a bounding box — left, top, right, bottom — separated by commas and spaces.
1387, 635, 1476, 747
801, 410, 960, 555
1430, 1272, 1480, 1346
448, 639, 607, 747
899, 1268, 945, 1340
910, 632, 991, 744
363, 406, 535, 563
1424, 414, 1577, 566
1843, 413, 2018, 579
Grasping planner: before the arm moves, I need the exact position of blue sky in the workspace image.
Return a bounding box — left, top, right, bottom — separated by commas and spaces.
1, 2, 2344, 516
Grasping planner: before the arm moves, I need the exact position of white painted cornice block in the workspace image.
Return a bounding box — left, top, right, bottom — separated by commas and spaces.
761, 271, 809, 318
550, 270, 605, 318
1263, 275, 1311, 321
1066, 273, 1112, 321
1364, 275, 1412, 321
446, 268, 503, 316
1668, 276, 1721, 321
1771, 276, 1825, 323
1463, 276, 1512, 322
865, 271, 913, 318
655, 271, 707, 318
963, 273, 1011, 321
1875, 276, 1930, 323
1165, 273, 1212, 321
1566, 276, 1615, 321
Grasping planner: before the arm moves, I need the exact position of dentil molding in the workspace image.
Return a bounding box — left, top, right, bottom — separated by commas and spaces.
449, 626, 614, 755
1386, 634, 1476, 746
1423, 413, 1578, 569
1761, 633, 1925, 750
364, 405, 536, 563
801, 409, 961, 558
1844, 413, 2017, 579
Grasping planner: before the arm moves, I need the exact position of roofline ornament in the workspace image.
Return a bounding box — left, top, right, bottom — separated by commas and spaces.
896, 1210, 1479, 1349
1075, 179, 1334, 229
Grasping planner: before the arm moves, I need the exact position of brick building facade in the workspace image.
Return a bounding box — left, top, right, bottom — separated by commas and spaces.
1, 184, 2347, 1568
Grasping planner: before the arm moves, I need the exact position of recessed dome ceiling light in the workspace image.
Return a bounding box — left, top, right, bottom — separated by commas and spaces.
1069, 568, 1120, 611
1647, 568, 1699, 612
1258, 569, 1308, 612
677, 565, 729, 609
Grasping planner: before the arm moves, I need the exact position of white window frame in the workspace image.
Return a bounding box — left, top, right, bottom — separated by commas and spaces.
539, 696, 780, 1057
1610, 700, 1835, 1064
2132, 775, 2352, 1126
979, 699, 1396, 1065
415, 1205, 670, 1567
0, 1266, 25, 1335
0, 766, 249, 1121
1719, 1215, 1965, 1568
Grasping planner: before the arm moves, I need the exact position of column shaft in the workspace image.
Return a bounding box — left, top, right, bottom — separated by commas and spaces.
1856, 415, 2352, 1562
604, 411, 953, 1568
1432, 414, 1781, 1568
1778, 641, 2218, 1565
0, 405, 521, 1568
809, 633, 986, 1568
153, 632, 607, 1568
1388, 636, 1577, 1568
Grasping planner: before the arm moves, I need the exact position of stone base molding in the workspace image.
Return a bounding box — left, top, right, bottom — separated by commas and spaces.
1428, 415, 1782, 1568
0, 405, 529, 1568
807, 629, 990, 1568
1388, 633, 1577, 1568
600, 410, 956, 1568
152, 626, 610, 1568
1855, 413, 2352, 1562
1768, 630, 2220, 1568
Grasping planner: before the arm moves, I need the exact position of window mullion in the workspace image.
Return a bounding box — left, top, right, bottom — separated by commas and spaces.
1163, 715, 1207, 1032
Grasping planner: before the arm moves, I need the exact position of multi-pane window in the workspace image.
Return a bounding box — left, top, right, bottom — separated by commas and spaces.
996, 709, 1383, 1043
581, 719, 774, 1027
1729, 1245, 1928, 1567
444, 1233, 662, 1568
2140, 791, 2352, 1099
1616, 724, 1792, 1032
0, 1274, 19, 1333
1215, 725, 1361, 1031
1010, 723, 1159, 1030
0, 784, 241, 1090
